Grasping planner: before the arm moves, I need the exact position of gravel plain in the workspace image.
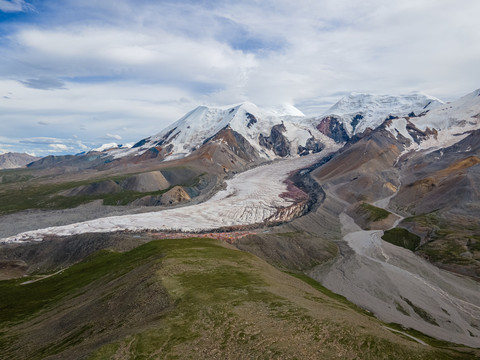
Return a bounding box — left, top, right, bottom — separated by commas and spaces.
309, 191, 480, 348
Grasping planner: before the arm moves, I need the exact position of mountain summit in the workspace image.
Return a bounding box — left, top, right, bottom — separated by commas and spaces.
311, 92, 444, 142
110, 93, 452, 163
115, 102, 330, 162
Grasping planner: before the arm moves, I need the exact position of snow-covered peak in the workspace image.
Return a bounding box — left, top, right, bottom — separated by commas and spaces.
408, 88, 480, 132
385, 88, 480, 151
323, 92, 444, 135
92, 143, 119, 152
264, 103, 305, 117
146, 102, 286, 159
114, 101, 327, 161
91, 143, 133, 153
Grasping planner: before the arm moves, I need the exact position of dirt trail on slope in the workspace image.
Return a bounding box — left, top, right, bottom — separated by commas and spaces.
309, 186, 480, 348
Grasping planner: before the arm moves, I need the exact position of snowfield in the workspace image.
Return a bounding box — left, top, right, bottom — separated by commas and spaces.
318, 91, 444, 136
112, 101, 319, 161
387, 88, 480, 155
1, 152, 331, 244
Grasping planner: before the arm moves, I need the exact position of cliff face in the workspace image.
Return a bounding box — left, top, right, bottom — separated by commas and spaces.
258, 123, 291, 157
316, 116, 350, 143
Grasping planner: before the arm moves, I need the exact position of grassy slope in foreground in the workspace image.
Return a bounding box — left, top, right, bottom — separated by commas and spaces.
0, 237, 477, 359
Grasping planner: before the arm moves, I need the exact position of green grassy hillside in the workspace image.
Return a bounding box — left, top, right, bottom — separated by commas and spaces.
0, 236, 477, 359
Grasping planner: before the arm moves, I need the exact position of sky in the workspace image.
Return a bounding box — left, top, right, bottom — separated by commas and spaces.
0, 0, 479, 156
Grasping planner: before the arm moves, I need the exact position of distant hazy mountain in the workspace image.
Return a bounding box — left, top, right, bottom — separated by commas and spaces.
0, 152, 40, 169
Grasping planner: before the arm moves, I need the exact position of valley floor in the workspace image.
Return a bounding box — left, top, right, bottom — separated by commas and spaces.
1, 151, 479, 355
309, 182, 480, 348
310, 211, 480, 347
1, 152, 331, 243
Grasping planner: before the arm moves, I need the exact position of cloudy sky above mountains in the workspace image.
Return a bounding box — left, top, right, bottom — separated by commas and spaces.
1, 0, 479, 155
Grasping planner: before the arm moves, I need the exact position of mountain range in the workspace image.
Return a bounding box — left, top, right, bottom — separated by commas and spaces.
0, 89, 479, 359
105, 91, 444, 162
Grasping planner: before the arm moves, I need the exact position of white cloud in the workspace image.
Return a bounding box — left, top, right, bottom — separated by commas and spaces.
0, 145, 13, 154
48, 143, 69, 151
106, 133, 122, 140
0, 134, 90, 155
1, 0, 479, 154
11, 27, 256, 88
0, 0, 32, 13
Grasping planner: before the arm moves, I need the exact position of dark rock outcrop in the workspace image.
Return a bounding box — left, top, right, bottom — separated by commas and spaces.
351, 114, 363, 133
316, 116, 350, 143
298, 137, 324, 156
405, 121, 438, 144
245, 112, 258, 128
259, 123, 291, 157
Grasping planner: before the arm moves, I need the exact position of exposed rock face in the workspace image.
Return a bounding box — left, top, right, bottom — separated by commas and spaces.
193, 127, 263, 173
154, 127, 178, 146
0, 152, 40, 169
119, 102, 310, 163
161, 186, 191, 205
392, 131, 480, 217
350, 114, 364, 133
266, 201, 309, 223
213, 127, 261, 163
245, 112, 258, 128
120, 171, 170, 192
313, 127, 403, 203
134, 144, 174, 162
297, 137, 324, 156
316, 116, 350, 143
258, 123, 291, 157
404, 120, 438, 144
392, 133, 480, 280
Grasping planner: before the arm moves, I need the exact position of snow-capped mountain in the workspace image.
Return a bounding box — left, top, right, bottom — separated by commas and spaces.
109, 93, 452, 163
309, 92, 444, 142
114, 102, 333, 161
90, 143, 133, 152
385, 88, 480, 150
